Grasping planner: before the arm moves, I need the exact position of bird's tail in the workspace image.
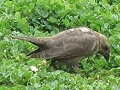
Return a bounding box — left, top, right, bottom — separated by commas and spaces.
11, 35, 47, 46
12, 36, 35, 42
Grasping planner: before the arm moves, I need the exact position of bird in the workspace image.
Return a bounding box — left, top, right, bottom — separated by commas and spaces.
12, 27, 110, 73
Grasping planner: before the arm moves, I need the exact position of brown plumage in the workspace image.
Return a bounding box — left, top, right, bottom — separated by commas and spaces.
12, 27, 110, 73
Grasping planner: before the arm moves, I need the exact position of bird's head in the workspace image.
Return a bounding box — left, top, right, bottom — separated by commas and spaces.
98, 34, 110, 61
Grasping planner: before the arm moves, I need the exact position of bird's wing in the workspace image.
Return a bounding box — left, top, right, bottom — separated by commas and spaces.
28, 32, 98, 59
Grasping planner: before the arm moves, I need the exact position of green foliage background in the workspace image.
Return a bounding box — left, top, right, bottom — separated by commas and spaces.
0, 0, 120, 89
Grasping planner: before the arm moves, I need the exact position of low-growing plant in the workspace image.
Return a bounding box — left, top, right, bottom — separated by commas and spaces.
0, 0, 120, 89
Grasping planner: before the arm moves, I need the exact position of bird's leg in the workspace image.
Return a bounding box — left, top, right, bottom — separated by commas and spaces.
50, 60, 58, 70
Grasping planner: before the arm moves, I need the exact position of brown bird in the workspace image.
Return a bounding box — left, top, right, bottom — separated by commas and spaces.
12, 27, 110, 73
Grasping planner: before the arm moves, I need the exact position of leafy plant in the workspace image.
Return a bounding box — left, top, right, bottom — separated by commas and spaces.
0, 0, 120, 89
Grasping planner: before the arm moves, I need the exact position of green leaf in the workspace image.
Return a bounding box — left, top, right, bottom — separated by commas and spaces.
17, 18, 27, 25
62, 19, 69, 26
15, 12, 21, 19
34, 83, 41, 88
115, 56, 120, 66
23, 71, 33, 78
116, 23, 120, 29
29, 3, 35, 10
4, 1, 13, 7
0, 86, 8, 90
30, 76, 41, 85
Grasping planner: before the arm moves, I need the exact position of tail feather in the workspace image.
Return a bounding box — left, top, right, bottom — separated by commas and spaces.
11, 36, 47, 46
28, 49, 52, 59
12, 36, 35, 42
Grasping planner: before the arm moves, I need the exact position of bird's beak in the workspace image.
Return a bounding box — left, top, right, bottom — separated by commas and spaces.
103, 50, 110, 62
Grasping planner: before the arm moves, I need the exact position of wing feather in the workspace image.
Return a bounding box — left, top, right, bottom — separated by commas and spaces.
28, 33, 98, 59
